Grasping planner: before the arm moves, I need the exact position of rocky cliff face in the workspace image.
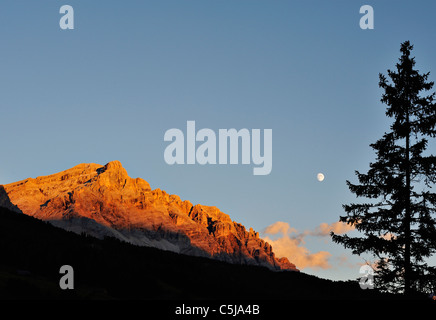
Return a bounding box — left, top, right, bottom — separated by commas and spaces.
0, 161, 298, 271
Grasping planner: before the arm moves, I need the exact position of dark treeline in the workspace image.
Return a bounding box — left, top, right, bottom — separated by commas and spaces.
0, 206, 397, 301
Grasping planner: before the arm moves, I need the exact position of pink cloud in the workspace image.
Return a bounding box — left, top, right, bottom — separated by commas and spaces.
262, 221, 331, 270
311, 221, 355, 237
262, 220, 356, 271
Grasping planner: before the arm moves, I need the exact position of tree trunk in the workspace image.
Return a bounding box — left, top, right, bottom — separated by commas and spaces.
404, 111, 411, 295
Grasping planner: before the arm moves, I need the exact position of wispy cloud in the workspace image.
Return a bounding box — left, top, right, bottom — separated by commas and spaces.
310, 221, 355, 237
262, 221, 331, 270
261, 221, 355, 271
263, 221, 297, 236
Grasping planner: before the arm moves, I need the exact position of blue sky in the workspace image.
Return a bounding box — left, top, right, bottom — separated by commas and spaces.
1, 1, 436, 281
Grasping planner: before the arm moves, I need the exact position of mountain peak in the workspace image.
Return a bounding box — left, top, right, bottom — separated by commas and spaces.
103, 160, 124, 172
0, 161, 298, 271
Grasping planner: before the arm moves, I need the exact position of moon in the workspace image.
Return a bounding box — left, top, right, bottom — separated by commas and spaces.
317, 173, 325, 182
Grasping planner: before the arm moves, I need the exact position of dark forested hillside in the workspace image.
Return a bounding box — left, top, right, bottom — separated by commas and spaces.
0, 206, 393, 301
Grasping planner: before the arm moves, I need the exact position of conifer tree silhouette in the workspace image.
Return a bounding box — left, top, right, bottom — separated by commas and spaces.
332, 41, 436, 296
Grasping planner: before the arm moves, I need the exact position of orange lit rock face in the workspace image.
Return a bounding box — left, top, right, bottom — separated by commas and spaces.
1, 161, 298, 271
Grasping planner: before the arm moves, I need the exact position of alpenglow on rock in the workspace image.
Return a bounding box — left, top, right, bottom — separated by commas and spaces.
0, 161, 298, 271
